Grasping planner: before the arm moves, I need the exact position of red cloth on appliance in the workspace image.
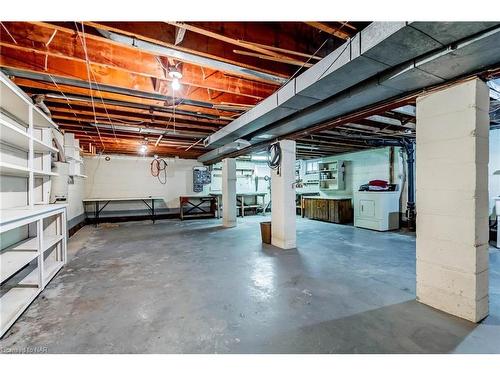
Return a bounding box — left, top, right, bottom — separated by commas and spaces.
369, 180, 389, 188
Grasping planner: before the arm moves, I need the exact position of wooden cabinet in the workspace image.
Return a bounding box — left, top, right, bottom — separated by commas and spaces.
303, 198, 353, 224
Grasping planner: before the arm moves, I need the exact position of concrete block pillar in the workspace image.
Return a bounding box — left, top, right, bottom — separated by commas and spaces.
416, 78, 490, 322
271, 140, 296, 249
222, 158, 237, 228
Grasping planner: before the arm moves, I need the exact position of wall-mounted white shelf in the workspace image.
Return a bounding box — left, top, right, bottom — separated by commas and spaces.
319, 160, 345, 191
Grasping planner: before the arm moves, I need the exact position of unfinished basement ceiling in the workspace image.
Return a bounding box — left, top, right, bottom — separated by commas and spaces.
0, 21, 368, 158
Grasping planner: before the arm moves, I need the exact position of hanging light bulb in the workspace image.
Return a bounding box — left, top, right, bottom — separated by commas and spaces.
168, 66, 183, 91
139, 144, 148, 154
171, 77, 181, 91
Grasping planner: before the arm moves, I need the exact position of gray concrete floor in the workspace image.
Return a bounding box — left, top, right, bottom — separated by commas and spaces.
1, 216, 499, 353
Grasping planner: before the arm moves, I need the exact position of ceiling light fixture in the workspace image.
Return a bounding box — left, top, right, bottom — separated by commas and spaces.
139, 144, 148, 154
171, 77, 181, 91
168, 66, 183, 91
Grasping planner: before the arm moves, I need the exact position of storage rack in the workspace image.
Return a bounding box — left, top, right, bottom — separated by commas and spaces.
318, 160, 345, 191
0, 71, 67, 337
64, 133, 87, 178
0, 206, 67, 337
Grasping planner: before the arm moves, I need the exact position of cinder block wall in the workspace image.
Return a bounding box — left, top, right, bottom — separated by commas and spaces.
83, 155, 206, 216
416, 79, 489, 322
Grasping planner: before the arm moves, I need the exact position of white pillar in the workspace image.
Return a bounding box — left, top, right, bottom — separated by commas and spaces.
222, 158, 237, 228
271, 140, 296, 249
416, 78, 489, 322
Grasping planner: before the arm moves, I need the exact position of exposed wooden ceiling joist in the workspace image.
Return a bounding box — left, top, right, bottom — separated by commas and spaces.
304, 22, 351, 40
0, 20, 369, 157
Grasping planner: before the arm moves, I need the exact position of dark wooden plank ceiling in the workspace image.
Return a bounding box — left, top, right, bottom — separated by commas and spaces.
0, 21, 379, 158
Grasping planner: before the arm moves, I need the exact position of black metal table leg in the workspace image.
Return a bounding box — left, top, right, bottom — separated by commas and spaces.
95, 201, 99, 227
152, 199, 155, 223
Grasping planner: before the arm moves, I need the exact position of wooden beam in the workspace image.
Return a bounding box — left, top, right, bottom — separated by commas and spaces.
49, 111, 222, 132
237, 40, 322, 61
0, 46, 261, 106
339, 22, 357, 31
58, 121, 210, 138
304, 22, 351, 40
0, 22, 277, 100
82, 21, 288, 84
12, 77, 236, 118
168, 22, 316, 68
232, 50, 313, 68
44, 97, 229, 126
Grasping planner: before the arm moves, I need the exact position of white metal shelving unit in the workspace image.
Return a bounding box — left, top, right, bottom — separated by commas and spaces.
0, 71, 68, 337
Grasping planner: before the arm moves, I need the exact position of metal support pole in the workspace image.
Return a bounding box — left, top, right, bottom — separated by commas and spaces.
404, 140, 416, 231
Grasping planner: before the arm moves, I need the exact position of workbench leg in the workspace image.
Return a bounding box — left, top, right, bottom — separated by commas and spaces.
152, 199, 155, 224
95, 201, 99, 227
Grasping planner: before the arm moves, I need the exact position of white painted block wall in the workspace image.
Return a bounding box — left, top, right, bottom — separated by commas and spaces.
68, 176, 85, 227
416, 79, 489, 322
297, 147, 407, 211
83, 155, 207, 214
489, 128, 500, 218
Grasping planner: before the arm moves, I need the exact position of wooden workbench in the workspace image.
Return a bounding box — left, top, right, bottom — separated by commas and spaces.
302, 196, 353, 224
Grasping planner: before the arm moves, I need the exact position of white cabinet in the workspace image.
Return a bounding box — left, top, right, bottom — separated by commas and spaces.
354, 190, 400, 231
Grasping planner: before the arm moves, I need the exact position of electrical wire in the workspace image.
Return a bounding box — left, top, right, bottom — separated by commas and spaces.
47, 74, 99, 147
267, 142, 282, 175
73, 21, 105, 151
150, 158, 168, 184
282, 37, 331, 87
0, 22, 18, 44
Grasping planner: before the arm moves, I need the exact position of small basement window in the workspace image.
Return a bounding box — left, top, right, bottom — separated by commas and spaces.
305, 160, 319, 174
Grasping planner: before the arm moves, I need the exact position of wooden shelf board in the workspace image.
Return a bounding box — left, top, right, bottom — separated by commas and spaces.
0, 204, 66, 229
33, 138, 58, 153
43, 259, 63, 285
0, 119, 30, 151
43, 234, 63, 251
0, 161, 30, 177
33, 169, 58, 177
0, 244, 38, 283
19, 258, 63, 286
0, 286, 40, 337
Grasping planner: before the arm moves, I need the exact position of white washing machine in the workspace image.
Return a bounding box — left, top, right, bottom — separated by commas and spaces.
354, 190, 401, 231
